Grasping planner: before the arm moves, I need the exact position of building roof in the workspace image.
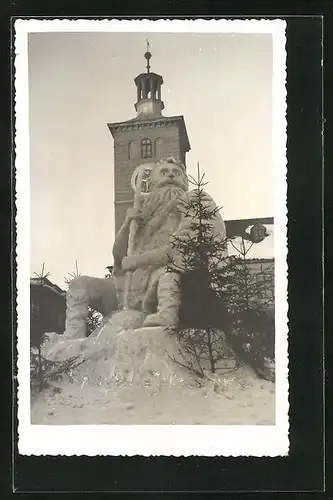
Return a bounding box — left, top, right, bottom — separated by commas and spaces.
30, 277, 66, 297
245, 258, 274, 264
225, 217, 274, 238
107, 115, 191, 152
134, 72, 163, 85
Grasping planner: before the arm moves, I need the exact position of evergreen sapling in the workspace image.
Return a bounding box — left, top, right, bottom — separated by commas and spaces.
166, 164, 275, 381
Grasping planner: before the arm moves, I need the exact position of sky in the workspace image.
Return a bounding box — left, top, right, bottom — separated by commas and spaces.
28, 31, 274, 289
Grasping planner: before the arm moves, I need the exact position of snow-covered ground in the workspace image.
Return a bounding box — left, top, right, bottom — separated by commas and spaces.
32, 311, 275, 425
31, 362, 275, 425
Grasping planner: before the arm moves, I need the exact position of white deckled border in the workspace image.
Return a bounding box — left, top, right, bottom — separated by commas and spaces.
15, 18, 288, 457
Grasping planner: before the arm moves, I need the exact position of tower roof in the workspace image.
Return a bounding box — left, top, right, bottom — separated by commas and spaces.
134, 72, 163, 86
107, 114, 191, 153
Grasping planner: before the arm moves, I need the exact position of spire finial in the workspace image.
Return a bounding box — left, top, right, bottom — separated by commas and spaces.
144, 38, 152, 73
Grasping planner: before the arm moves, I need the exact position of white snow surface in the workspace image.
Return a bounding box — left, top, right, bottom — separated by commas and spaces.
33, 310, 275, 425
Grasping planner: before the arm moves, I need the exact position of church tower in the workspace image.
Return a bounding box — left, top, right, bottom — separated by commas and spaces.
108, 44, 191, 233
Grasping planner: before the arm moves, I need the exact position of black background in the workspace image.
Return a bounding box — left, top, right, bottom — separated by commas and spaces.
1, 0, 329, 496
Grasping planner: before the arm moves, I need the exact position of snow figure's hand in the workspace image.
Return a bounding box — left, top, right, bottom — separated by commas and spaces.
122, 255, 139, 272
126, 207, 142, 222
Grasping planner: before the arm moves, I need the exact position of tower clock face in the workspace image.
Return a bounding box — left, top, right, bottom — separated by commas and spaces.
131, 164, 154, 195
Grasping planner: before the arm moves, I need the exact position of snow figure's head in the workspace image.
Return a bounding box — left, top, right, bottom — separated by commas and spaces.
139, 158, 188, 218
150, 157, 188, 193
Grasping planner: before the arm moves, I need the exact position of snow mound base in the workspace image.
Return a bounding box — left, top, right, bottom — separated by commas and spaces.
42, 309, 194, 391
34, 310, 276, 425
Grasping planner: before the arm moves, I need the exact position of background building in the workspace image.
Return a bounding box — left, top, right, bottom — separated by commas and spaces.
30, 278, 66, 346
247, 258, 275, 302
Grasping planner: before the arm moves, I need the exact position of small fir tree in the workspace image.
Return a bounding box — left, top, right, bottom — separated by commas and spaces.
166, 165, 235, 376
167, 164, 275, 380
30, 334, 87, 396
220, 239, 275, 377
86, 306, 103, 336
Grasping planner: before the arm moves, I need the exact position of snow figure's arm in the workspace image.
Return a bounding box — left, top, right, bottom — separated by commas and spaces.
112, 200, 145, 267
203, 191, 228, 254
172, 190, 214, 239
121, 245, 172, 271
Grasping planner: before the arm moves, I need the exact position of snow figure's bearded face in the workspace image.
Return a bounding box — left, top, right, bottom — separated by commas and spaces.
150, 159, 188, 192
140, 159, 188, 217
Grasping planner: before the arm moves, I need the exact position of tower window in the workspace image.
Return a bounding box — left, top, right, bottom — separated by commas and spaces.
141, 138, 153, 159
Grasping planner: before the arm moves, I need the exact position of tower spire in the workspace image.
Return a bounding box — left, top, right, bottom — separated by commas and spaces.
144, 38, 152, 73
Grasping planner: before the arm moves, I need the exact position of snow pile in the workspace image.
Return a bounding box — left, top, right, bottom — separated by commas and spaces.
76, 324, 192, 391
42, 310, 195, 392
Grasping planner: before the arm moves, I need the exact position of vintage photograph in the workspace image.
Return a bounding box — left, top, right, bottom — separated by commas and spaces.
16, 19, 288, 456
